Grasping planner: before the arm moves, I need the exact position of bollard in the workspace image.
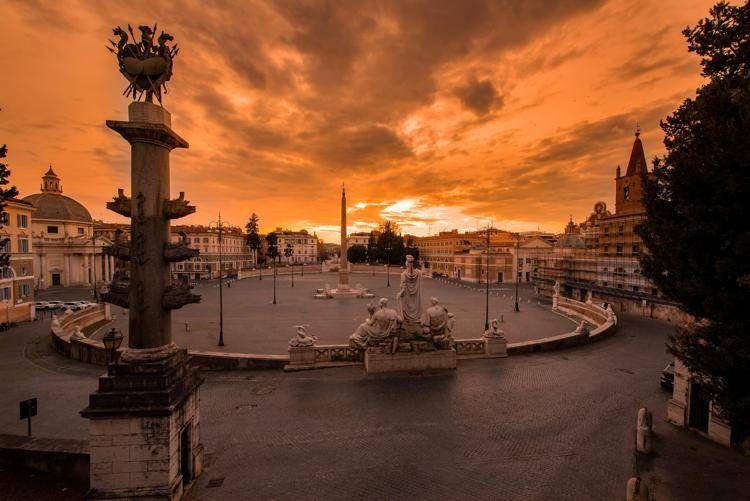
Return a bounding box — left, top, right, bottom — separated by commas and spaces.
636, 407, 653, 454
626, 477, 649, 501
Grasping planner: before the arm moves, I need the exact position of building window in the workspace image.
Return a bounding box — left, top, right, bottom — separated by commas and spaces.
78, 227, 85, 235
18, 238, 29, 253
623, 186, 630, 200
632, 286, 640, 292
616, 244, 623, 256
603, 245, 609, 256
2, 287, 10, 300
16, 214, 28, 228
1, 267, 12, 279
632, 244, 640, 256
47, 226, 59, 234
603, 225, 609, 235
0, 212, 9, 226
0, 240, 9, 254
618, 225, 624, 235
20, 284, 29, 297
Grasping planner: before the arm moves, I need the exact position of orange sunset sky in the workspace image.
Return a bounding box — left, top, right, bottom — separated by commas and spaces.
1, 0, 713, 243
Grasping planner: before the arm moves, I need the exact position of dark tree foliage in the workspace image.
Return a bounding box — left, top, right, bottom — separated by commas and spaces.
347, 244, 368, 264
245, 213, 262, 264
374, 220, 406, 265
0, 144, 19, 266
265, 232, 279, 260
636, 0, 750, 440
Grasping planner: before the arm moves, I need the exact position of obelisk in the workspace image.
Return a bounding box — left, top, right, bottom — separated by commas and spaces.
339, 184, 349, 289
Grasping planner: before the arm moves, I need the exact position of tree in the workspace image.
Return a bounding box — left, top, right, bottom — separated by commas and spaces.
265, 232, 279, 262
0, 143, 19, 266
347, 244, 368, 264
284, 242, 293, 262
245, 213, 261, 266
375, 220, 405, 265
636, 1, 750, 441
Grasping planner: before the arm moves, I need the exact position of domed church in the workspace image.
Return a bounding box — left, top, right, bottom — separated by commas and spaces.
23, 167, 114, 290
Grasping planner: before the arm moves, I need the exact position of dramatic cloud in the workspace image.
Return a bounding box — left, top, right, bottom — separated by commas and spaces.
0, 0, 713, 241
454, 77, 504, 116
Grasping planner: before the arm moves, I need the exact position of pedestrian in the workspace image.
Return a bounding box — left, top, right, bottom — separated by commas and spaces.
227, 281, 231, 289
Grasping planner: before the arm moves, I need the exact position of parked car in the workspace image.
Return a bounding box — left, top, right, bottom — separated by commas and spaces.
34, 301, 52, 310
75, 301, 96, 309
46, 301, 65, 310
61, 301, 83, 311
661, 362, 675, 390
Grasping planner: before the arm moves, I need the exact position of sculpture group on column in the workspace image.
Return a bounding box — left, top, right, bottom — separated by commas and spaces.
349, 255, 455, 354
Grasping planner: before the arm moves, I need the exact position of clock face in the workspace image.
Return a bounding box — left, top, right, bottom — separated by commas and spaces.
623, 186, 630, 200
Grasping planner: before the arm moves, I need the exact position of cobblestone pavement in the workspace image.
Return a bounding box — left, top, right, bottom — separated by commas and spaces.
185, 314, 677, 501
87, 276, 573, 354
4, 313, 748, 500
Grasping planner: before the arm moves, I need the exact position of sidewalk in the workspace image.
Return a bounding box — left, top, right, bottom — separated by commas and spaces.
642, 413, 750, 500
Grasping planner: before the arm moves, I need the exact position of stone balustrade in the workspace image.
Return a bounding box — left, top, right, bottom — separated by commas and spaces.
49, 304, 115, 365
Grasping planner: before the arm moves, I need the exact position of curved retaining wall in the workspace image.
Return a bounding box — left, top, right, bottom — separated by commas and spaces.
49, 305, 288, 369
51, 296, 616, 370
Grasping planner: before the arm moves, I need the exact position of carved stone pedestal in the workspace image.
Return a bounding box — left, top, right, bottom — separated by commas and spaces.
484, 337, 508, 357
81, 350, 203, 500
287, 345, 316, 367
364, 348, 456, 374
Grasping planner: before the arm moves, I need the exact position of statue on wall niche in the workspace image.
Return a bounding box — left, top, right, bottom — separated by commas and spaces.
107, 24, 179, 104
397, 255, 422, 333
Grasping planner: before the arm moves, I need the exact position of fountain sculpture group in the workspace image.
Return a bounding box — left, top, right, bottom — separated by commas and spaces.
344, 254, 459, 372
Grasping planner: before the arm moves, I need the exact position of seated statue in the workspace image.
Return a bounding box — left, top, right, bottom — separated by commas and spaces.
349, 298, 398, 353
419, 297, 454, 350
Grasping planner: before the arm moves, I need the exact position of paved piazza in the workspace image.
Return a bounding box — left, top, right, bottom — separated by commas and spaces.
80, 274, 574, 354
2, 310, 711, 500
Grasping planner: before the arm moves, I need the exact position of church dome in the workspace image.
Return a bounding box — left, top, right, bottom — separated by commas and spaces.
22, 166, 92, 223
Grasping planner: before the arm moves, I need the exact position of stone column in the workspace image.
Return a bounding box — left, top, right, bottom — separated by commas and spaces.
103, 253, 110, 283
82, 102, 203, 500
84, 254, 90, 285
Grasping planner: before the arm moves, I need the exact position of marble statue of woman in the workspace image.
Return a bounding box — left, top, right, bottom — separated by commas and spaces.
397, 255, 422, 332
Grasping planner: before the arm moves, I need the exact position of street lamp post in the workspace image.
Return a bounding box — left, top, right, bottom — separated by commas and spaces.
209, 214, 231, 347
284, 244, 294, 287
102, 327, 124, 366
485, 225, 490, 331
273, 255, 278, 304
514, 232, 520, 313
385, 244, 392, 287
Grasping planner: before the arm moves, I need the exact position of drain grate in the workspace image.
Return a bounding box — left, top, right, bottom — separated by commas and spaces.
206, 477, 225, 488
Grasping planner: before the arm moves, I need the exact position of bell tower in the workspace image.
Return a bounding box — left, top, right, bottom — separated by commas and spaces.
615, 128, 648, 215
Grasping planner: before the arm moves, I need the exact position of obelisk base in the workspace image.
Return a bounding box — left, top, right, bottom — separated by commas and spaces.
81, 350, 203, 500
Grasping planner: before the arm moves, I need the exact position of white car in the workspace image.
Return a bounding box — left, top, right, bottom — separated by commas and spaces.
34, 301, 52, 310
46, 301, 65, 309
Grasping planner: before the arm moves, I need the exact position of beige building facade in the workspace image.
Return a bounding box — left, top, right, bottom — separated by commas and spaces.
171, 225, 251, 281
275, 228, 319, 264
0, 198, 36, 322
23, 168, 114, 290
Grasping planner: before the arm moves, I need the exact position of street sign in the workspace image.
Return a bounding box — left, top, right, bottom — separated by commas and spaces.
19, 398, 37, 436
